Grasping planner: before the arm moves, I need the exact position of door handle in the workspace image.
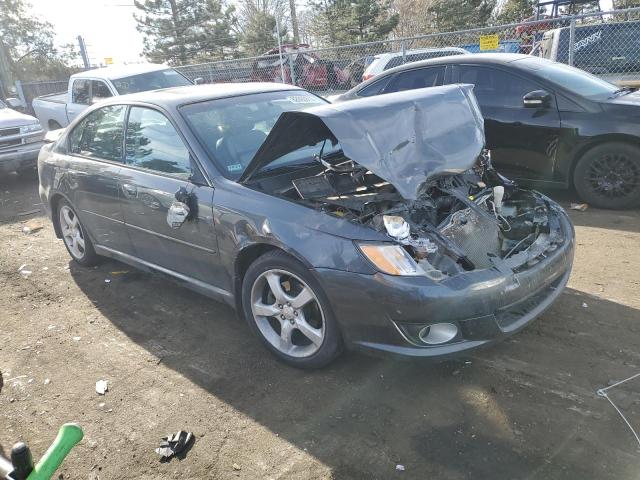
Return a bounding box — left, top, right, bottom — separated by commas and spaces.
122, 183, 137, 197
166, 201, 190, 229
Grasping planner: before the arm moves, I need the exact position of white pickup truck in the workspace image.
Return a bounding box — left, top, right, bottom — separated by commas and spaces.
0, 98, 44, 175
32, 63, 194, 130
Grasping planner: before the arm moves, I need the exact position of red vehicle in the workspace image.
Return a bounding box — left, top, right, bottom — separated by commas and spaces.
251, 44, 348, 90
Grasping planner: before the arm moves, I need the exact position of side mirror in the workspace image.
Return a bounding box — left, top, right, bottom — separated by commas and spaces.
5, 97, 23, 109
193, 77, 205, 85
523, 90, 552, 108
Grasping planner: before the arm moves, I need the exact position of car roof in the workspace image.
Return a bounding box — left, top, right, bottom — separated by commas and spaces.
390, 52, 531, 68
70, 63, 171, 81
100, 82, 304, 109
375, 47, 467, 60
369, 53, 543, 76
341, 53, 545, 99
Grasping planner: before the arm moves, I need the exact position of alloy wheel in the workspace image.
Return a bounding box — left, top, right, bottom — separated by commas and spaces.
250, 269, 325, 358
59, 205, 86, 259
586, 152, 639, 199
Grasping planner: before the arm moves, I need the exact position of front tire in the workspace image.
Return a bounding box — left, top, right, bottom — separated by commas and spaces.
573, 142, 640, 209
241, 250, 342, 368
56, 199, 100, 266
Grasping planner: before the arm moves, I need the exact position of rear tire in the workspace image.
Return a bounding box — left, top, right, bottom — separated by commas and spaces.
573, 142, 640, 209
241, 250, 342, 369
56, 199, 100, 266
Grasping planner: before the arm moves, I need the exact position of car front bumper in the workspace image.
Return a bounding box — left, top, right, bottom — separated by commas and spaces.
0, 142, 43, 173
316, 209, 575, 359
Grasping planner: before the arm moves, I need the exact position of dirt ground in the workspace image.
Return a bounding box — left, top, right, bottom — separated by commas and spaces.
1, 173, 639, 480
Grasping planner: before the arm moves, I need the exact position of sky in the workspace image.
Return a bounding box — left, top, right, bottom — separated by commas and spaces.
29, 0, 617, 67
29, 0, 146, 66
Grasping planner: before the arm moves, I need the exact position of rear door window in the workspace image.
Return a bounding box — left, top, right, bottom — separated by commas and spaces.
72, 79, 91, 105
384, 66, 445, 93
69, 105, 126, 161
125, 107, 192, 178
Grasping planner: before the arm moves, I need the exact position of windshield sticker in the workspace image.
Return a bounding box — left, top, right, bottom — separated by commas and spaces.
227, 163, 243, 172
285, 95, 319, 104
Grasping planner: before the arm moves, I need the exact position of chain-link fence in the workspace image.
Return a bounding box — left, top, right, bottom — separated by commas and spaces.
175, 7, 640, 94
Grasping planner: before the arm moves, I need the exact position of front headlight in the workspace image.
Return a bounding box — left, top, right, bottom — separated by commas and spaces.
358, 243, 422, 276
20, 123, 43, 134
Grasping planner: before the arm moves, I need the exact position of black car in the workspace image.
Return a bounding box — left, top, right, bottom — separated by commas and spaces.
39, 83, 574, 368
335, 53, 640, 209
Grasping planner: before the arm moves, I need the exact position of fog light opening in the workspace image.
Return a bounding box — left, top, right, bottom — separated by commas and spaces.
418, 323, 458, 345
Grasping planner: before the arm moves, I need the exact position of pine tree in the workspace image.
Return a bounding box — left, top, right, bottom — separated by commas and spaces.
133, 0, 238, 64
497, 0, 536, 23
431, 0, 496, 32
309, 0, 399, 47
236, 0, 289, 55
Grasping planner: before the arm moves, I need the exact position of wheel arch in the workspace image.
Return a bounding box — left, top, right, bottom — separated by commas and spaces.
568, 134, 640, 187
233, 242, 312, 312
49, 192, 72, 239
48, 119, 62, 130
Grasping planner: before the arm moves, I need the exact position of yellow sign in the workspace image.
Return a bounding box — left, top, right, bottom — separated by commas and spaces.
104, 57, 113, 65
479, 34, 499, 51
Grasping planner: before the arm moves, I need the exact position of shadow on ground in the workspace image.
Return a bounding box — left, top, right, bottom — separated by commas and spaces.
70, 259, 640, 479
536, 187, 640, 234
0, 174, 43, 225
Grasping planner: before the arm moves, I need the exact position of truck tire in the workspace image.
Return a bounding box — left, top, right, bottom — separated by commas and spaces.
573, 142, 640, 209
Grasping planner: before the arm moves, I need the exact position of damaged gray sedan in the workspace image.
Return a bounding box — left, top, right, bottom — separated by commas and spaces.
38, 83, 574, 368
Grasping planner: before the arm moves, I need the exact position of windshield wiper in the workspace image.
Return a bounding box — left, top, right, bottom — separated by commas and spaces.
610, 86, 636, 97
252, 163, 316, 179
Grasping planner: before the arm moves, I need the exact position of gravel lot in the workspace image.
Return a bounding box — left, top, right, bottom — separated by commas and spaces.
1, 173, 639, 480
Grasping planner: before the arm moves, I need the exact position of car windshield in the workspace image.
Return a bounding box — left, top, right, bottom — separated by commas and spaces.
112, 69, 191, 95
180, 90, 329, 179
515, 57, 619, 99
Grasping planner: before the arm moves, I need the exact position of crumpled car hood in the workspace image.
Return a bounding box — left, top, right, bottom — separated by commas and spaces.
240, 84, 485, 200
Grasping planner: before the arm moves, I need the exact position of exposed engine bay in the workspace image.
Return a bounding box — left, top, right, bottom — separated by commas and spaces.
250, 150, 566, 280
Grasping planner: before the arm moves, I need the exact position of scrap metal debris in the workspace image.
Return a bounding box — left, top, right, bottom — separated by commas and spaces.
22, 219, 43, 234
396, 464, 406, 471
570, 203, 589, 211
95, 380, 108, 395
18, 264, 32, 277
597, 372, 640, 449
155, 431, 195, 461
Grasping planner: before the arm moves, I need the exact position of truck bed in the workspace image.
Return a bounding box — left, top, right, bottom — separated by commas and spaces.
34, 92, 66, 104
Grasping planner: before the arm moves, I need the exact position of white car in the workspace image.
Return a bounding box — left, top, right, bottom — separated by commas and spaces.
362, 47, 468, 81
